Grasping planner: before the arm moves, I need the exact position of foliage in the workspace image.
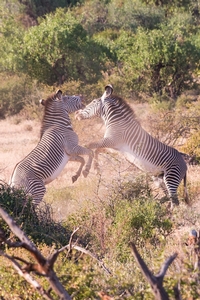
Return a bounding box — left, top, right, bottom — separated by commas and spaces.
1, 176, 200, 298
114, 13, 200, 97
77, 0, 110, 34
66, 176, 173, 259
107, 0, 165, 31
26, 0, 82, 19
181, 131, 200, 163
0, 183, 72, 246
0, 74, 40, 119
0, 8, 113, 86
0, 0, 199, 98
0, 249, 101, 299
0, 2, 24, 72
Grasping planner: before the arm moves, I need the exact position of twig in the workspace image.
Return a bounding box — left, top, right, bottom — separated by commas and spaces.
54, 243, 112, 275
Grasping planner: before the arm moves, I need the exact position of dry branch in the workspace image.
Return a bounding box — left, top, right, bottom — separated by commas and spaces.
0, 206, 72, 300
0, 206, 112, 299
130, 242, 178, 300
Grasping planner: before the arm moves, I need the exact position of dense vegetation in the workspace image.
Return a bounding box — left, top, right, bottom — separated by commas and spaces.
0, 0, 200, 298
0, 0, 199, 156
1, 176, 200, 299
0, 0, 199, 98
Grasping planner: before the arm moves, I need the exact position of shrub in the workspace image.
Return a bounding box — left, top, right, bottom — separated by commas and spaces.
0, 182, 72, 246
0, 74, 41, 119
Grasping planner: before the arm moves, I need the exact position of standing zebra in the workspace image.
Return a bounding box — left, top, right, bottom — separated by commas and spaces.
76, 84, 188, 207
10, 90, 94, 206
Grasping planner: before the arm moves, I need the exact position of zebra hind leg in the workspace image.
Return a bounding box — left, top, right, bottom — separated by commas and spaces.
28, 179, 46, 207
163, 173, 180, 209
82, 148, 94, 178
153, 174, 179, 209
70, 146, 94, 178
67, 145, 94, 179
152, 174, 169, 203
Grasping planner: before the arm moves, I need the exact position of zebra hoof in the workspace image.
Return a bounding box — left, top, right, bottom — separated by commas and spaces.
82, 170, 89, 178
167, 199, 179, 210
72, 175, 78, 183
160, 196, 169, 204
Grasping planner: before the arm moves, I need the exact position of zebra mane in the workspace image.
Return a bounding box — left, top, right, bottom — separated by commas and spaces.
40, 92, 60, 138
111, 94, 138, 120
42, 92, 60, 112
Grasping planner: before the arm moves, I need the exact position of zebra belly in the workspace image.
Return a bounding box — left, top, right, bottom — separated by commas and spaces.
122, 148, 163, 175
44, 153, 69, 184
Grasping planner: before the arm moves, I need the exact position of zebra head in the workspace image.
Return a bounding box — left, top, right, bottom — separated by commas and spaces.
39, 89, 63, 107
62, 94, 84, 113
75, 84, 114, 120
40, 89, 84, 114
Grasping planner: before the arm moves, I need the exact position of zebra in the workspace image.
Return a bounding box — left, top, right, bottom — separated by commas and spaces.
10, 89, 94, 206
75, 84, 189, 207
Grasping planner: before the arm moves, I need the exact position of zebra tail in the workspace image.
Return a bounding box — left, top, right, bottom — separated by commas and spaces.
183, 172, 190, 205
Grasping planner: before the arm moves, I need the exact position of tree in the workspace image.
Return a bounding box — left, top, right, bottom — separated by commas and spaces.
114, 12, 200, 98
0, 8, 113, 85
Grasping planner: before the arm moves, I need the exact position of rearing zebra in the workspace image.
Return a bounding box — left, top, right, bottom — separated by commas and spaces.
10, 89, 94, 206
75, 84, 188, 206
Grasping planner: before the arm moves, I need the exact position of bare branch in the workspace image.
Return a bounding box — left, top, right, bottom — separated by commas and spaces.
67, 227, 80, 256
130, 242, 157, 285
0, 207, 46, 266
0, 251, 53, 300
0, 206, 72, 300
156, 253, 178, 283
50, 243, 112, 275
130, 242, 178, 300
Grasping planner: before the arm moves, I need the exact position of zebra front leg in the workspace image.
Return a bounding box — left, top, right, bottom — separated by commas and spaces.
69, 145, 94, 178
68, 155, 85, 183
82, 148, 94, 178
87, 138, 116, 173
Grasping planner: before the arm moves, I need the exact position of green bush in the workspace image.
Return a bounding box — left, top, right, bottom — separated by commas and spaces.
0, 182, 72, 246
65, 176, 172, 259
0, 74, 41, 119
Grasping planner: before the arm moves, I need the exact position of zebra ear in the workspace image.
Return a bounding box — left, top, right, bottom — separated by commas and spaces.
101, 84, 113, 102
105, 84, 113, 95
39, 99, 45, 106
56, 89, 62, 100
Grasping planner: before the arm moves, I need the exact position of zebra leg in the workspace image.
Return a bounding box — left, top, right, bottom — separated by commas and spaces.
87, 138, 116, 173
82, 148, 94, 177
93, 148, 107, 173
163, 171, 180, 208
28, 179, 46, 207
67, 145, 94, 178
152, 174, 171, 205
68, 155, 85, 183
